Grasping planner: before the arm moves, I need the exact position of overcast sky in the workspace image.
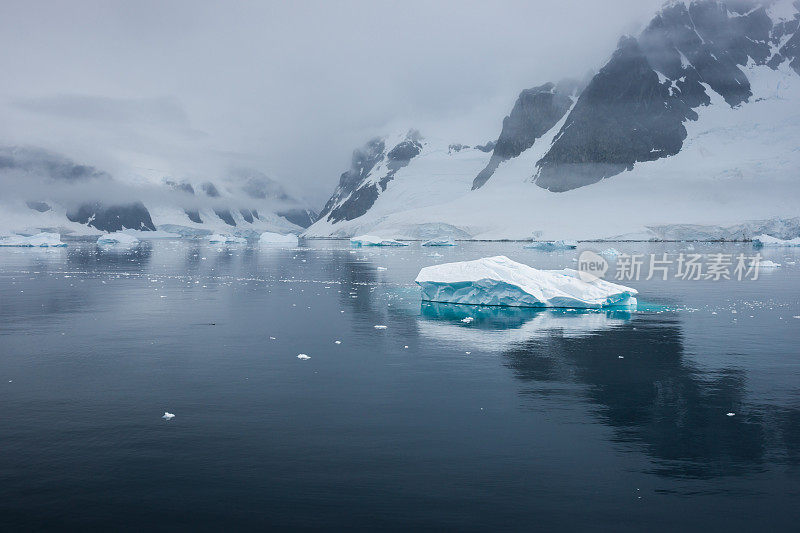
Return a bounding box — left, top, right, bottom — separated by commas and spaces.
0, 0, 664, 207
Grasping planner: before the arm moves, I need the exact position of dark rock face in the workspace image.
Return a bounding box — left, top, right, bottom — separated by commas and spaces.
165, 180, 195, 195
534, 0, 796, 192
214, 208, 236, 226
535, 37, 696, 191
202, 182, 220, 197
67, 202, 156, 232
184, 209, 202, 224
239, 208, 254, 223
0, 146, 109, 181
472, 82, 574, 189
277, 208, 318, 228
320, 131, 423, 223
474, 141, 496, 153
26, 200, 51, 212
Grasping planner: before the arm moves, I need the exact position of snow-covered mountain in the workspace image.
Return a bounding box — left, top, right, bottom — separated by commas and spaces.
306, 0, 800, 240
0, 146, 317, 237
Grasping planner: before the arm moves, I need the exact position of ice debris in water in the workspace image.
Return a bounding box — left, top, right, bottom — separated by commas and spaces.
415, 256, 638, 308
208, 233, 247, 244
599, 248, 621, 257
377, 266, 388, 271
461, 317, 474, 323
97, 232, 140, 248
259, 232, 298, 246
297, 354, 310, 360
524, 240, 578, 251
421, 237, 456, 247
0, 232, 67, 247
726, 412, 736, 417
334, 340, 342, 344
759, 260, 781, 268
374, 325, 388, 329
350, 235, 409, 247
753, 234, 800, 247
162, 412, 175, 420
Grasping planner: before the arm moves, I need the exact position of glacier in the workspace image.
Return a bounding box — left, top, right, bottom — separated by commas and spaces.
350, 235, 409, 247
524, 240, 578, 251
415, 256, 638, 309
753, 234, 800, 247
0, 232, 66, 247
207, 234, 247, 244
421, 238, 456, 246
97, 232, 140, 248
259, 232, 299, 246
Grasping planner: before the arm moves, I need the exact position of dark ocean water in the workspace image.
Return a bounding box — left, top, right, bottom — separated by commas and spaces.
0, 240, 798, 531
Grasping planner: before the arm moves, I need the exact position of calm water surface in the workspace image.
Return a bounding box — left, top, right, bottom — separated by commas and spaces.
1, 240, 799, 530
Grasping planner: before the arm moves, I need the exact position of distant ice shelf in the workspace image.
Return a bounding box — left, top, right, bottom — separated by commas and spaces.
753, 234, 800, 247
415, 255, 638, 309
259, 232, 299, 246
0, 232, 67, 247
350, 235, 409, 247
421, 238, 456, 246
97, 232, 140, 248
208, 233, 247, 244
524, 240, 578, 251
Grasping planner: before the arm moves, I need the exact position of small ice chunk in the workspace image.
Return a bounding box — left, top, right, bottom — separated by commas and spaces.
374, 325, 388, 329
524, 240, 578, 251
350, 235, 409, 247
97, 232, 140, 248
461, 317, 474, 323
377, 266, 388, 271
0, 232, 67, 247
726, 412, 735, 417
297, 353, 310, 360
599, 248, 621, 257
759, 260, 781, 268
259, 232, 299, 246
753, 234, 800, 247
415, 256, 637, 308
208, 233, 246, 244
162, 412, 175, 420
334, 340, 341, 344
421, 237, 456, 247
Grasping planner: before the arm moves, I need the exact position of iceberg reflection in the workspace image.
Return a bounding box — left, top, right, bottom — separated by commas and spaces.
418, 301, 632, 352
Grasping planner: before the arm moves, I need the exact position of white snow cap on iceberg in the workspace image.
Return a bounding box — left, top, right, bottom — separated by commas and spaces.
421, 237, 456, 246
259, 232, 299, 246
415, 255, 637, 308
524, 240, 578, 251
207, 233, 247, 244
97, 232, 140, 247
753, 234, 800, 247
0, 232, 66, 247
350, 235, 409, 247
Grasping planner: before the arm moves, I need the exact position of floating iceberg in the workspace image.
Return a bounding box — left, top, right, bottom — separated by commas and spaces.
207, 233, 247, 244
599, 248, 621, 256
0, 232, 66, 247
759, 260, 781, 268
415, 256, 637, 308
524, 240, 578, 251
259, 232, 299, 246
162, 412, 175, 420
753, 234, 800, 247
350, 235, 409, 247
421, 237, 456, 247
97, 232, 140, 248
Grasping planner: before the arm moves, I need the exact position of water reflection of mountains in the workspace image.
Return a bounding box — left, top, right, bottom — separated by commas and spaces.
415, 303, 799, 480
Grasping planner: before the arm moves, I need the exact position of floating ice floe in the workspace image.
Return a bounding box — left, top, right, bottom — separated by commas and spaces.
259, 232, 299, 246
524, 240, 578, 251
752, 234, 800, 247
297, 353, 310, 360
374, 325, 388, 329
421, 238, 456, 247
208, 233, 247, 244
599, 248, 621, 257
0, 232, 66, 247
759, 260, 781, 268
350, 235, 409, 247
97, 232, 140, 248
162, 412, 175, 420
461, 317, 474, 323
415, 255, 637, 308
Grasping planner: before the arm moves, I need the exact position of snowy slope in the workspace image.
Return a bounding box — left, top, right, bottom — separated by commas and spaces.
306, 0, 800, 241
